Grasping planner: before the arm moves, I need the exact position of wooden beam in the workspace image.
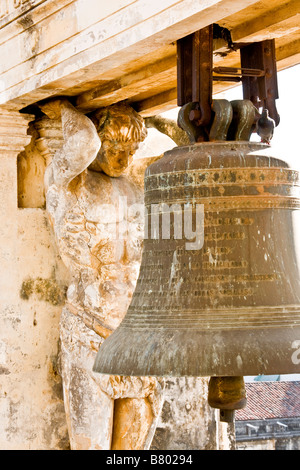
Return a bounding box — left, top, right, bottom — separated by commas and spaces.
230, 0, 300, 43
74, 1, 300, 114
1, 0, 298, 115
76, 55, 177, 112
274, 37, 300, 70
0, 0, 261, 110
134, 88, 177, 116
133, 35, 300, 116
76, 38, 227, 112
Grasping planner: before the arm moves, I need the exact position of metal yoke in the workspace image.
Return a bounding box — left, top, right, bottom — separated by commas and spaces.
177, 25, 280, 141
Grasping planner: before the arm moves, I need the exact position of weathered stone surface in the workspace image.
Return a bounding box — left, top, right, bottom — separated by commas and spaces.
17, 122, 47, 208
39, 99, 166, 450
150, 377, 235, 450
151, 377, 216, 450
0, 109, 70, 450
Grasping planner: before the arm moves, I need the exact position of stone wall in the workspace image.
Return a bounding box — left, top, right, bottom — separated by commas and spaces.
0, 114, 70, 449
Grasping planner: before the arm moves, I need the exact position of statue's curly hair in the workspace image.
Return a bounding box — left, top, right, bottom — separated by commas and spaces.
91, 103, 147, 143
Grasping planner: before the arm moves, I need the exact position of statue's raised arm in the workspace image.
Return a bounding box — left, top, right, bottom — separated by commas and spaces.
39, 99, 101, 188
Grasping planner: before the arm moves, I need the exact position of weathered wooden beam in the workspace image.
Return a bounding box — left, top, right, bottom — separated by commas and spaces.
74, 2, 299, 115
1, 0, 298, 114
273, 36, 300, 69
76, 55, 177, 112
134, 36, 300, 116
134, 88, 177, 117
230, 0, 300, 43
0, 0, 261, 110
77, 37, 226, 112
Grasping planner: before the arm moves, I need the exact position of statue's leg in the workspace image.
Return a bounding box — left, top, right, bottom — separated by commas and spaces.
59, 307, 114, 450
111, 397, 154, 450
99, 375, 165, 450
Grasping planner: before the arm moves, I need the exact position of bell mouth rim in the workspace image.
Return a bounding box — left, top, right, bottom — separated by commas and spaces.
93, 325, 300, 378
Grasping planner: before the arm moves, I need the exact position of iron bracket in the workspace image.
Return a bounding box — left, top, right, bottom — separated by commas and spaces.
177, 27, 280, 137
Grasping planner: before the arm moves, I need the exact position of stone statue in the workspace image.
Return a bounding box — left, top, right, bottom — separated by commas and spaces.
40, 99, 164, 450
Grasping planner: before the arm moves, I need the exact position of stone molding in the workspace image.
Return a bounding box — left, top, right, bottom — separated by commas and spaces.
0, 109, 34, 155
0, 1, 46, 28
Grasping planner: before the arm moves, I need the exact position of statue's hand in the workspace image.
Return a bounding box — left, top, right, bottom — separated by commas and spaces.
144, 115, 189, 146
38, 98, 101, 187
39, 98, 71, 120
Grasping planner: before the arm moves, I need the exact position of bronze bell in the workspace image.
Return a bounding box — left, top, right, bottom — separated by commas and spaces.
93, 142, 300, 396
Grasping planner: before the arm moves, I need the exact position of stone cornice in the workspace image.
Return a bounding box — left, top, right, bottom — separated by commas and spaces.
0, 0, 47, 29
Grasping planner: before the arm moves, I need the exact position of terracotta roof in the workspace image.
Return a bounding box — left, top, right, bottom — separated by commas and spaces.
236, 381, 300, 421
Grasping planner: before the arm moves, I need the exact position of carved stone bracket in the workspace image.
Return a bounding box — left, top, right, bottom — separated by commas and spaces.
0, 109, 34, 157
0, 109, 34, 215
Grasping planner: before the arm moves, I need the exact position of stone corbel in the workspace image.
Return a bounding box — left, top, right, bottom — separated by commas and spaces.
0, 109, 34, 157
0, 109, 34, 210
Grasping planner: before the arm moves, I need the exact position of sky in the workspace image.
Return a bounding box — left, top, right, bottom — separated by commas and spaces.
214, 64, 300, 170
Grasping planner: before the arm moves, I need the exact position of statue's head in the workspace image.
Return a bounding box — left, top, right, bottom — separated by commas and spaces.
90, 103, 147, 177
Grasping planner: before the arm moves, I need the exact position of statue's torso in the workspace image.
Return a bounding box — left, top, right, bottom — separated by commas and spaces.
46, 169, 144, 333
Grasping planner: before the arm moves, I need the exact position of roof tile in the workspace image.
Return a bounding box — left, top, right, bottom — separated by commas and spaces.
236, 381, 300, 420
